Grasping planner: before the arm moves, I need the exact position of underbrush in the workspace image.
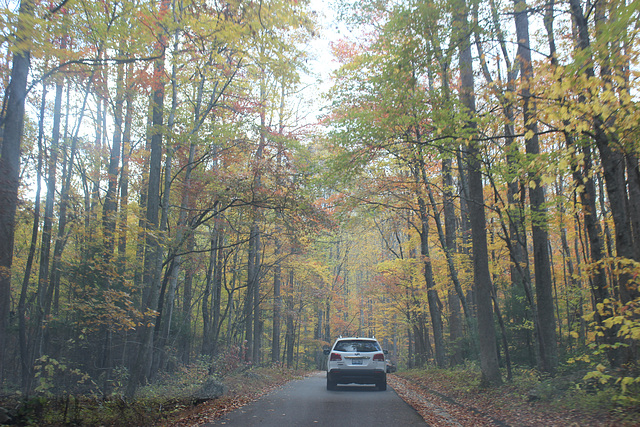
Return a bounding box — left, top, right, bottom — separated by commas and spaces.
395, 362, 640, 425
0, 360, 305, 426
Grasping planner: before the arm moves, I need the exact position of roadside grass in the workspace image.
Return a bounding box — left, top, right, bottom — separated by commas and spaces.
0, 361, 306, 426
394, 363, 640, 426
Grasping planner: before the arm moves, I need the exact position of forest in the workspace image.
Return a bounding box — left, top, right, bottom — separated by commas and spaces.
0, 0, 639, 422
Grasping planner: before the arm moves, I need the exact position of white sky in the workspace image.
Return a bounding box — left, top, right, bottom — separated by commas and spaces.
298, 0, 350, 124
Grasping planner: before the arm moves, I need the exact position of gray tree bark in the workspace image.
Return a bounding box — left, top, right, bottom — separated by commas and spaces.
514, 0, 558, 374
127, 2, 168, 390
457, 0, 501, 386
415, 175, 445, 368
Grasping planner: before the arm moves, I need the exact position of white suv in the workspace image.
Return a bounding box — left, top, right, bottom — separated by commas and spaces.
324, 337, 387, 391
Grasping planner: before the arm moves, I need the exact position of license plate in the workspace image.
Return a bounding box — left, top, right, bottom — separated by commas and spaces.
352, 359, 363, 365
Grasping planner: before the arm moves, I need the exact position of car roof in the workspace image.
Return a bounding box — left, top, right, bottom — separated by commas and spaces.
334, 337, 378, 341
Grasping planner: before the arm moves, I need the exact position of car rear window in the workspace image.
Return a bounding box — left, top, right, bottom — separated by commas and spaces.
333, 340, 381, 352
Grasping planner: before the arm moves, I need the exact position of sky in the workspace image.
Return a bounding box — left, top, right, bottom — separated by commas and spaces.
298, 0, 351, 125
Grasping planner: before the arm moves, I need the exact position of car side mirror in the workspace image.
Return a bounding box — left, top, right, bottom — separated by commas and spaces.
323, 349, 330, 355
383, 349, 389, 355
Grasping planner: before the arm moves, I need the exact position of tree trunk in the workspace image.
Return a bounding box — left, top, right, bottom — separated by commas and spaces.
627, 154, 640, 260
50, 71, 93, 322
35, 76, 64, 359
246, 75, 267, 362
179, 233, 195, 364
490, 282, 513, 380
151, 93, 178, 376
0, 0, 33, 384
127, 9, 168, 391
442, 156, 464, 366
203, 220, 223, 356
245, 224, 260, 363
202, 231, 215, 355
117, 65, 133, 283
212, 226, 224, 349
99, 51, 125, 396
272, 249, 282, 364
457, 0, 501, 386
427, 175, 471, 324
18, 83, 46, 394
417, 191, 446, 368
132, 102, 152, 311
569, 0, 639, 303
572, 144, 609, 306
407, 321, 414, 369
514, 0, 558, 374
285, 270, 295, 367
102, 49, 125, 266
475, 0, 535, 367
89, 97, 104, 237
272, 90, 286, 362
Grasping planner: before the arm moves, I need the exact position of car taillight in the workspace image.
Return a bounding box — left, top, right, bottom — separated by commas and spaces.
373, 353, 384, 361
330, 352, 342, 361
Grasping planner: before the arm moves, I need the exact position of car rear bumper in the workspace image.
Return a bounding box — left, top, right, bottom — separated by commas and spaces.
328, 369, 386, 385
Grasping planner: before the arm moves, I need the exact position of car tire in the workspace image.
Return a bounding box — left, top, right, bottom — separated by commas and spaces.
377, 380, 387, 391
327, 377, 337, 391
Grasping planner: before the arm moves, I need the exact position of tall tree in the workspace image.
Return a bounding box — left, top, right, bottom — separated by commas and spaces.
513, 0, 558, 374
0, 0, 35, 385
415, 159, 446, 368
34, 69, 63, 359
17, 83, 46, 394
127, 0, 170, 396
456, 0, 501, 386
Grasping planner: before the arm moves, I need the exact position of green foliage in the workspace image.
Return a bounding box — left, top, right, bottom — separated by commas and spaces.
33, 355, 96, 398
568, 297, 640, 406
136, 357, 212, 401
562, 387, 619, 417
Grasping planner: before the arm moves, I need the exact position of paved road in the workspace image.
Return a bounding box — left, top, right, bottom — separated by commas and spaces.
203, 371, 427, 426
